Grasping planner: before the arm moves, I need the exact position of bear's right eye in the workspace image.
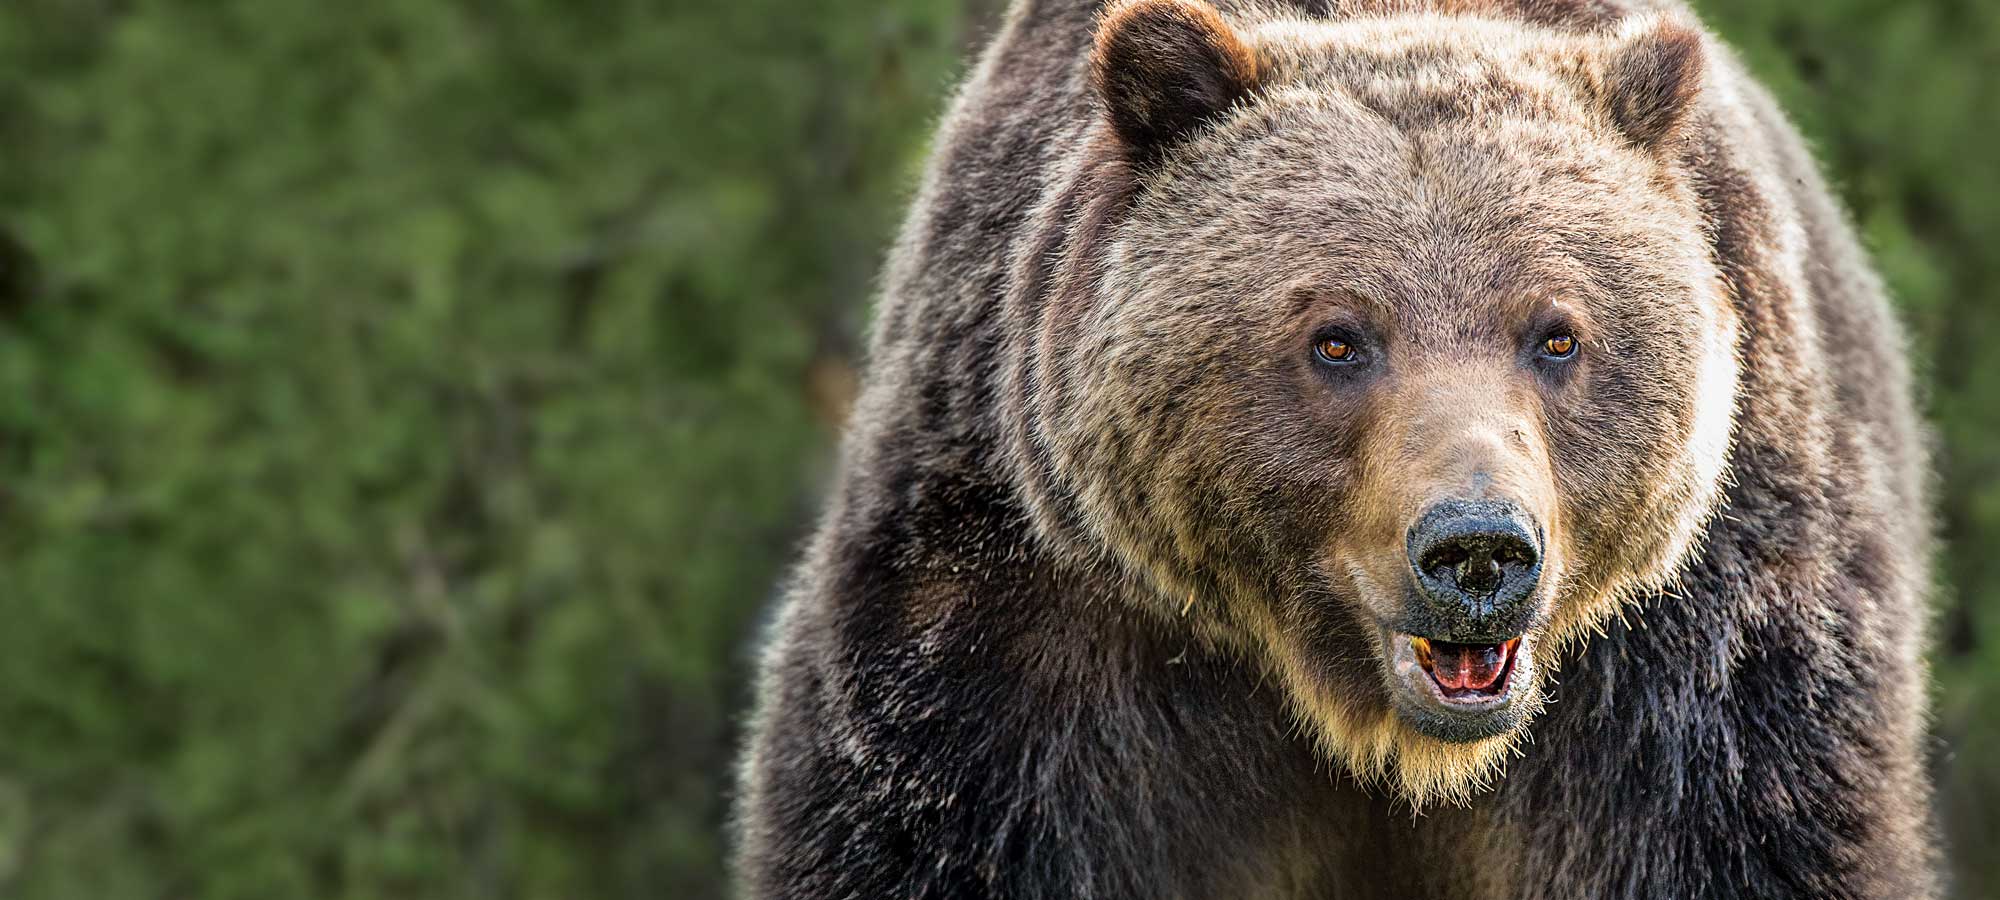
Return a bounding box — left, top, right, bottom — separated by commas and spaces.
1314, 337, 1359, 365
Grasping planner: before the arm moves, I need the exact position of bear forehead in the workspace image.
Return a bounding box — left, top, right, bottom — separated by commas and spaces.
1103, 10, 1710, 321
1138, 14, 1678, 226
1115, 136, 1703, 334
1131, 117, 1688, 299
1155, 115, 1676, 250
1250, 15, 1611, 132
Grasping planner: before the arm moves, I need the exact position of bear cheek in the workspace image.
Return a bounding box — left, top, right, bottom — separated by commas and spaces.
1213, 390, 1358, 562
1179, 371, 1375, 609
1544, 336, 1711, 605
1068, 354, 1299, 601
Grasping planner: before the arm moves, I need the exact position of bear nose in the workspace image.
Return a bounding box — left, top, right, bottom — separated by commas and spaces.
1406, 499, 1542, 635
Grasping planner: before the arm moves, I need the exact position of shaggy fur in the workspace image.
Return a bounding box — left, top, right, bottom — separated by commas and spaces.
736, 1, 1937, 897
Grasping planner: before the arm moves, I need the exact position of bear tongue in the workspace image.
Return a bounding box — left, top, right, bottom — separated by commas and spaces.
1430, 641, 1508, 692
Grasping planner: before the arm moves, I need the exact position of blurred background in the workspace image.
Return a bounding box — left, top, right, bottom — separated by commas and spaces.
0, 0, 1992, 897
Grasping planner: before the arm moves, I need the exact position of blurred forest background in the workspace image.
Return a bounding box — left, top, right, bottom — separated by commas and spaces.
0, 0, 1992, 897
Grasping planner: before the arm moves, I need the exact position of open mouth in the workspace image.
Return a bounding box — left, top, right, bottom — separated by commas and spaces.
1410, 637, 1521, 701
1380, 627, 1537, 742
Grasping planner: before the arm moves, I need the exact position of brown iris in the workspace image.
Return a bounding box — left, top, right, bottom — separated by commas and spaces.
1542, 334, 1576, 358
1315, 337, 1355, 363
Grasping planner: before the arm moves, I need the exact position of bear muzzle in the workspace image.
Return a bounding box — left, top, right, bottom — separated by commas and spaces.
1376, 498, 1549, 741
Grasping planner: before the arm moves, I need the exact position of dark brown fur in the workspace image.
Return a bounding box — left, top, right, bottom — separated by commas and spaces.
736, 1, 1937, 897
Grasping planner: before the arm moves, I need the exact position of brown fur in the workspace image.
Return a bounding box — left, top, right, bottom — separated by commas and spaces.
737, 1, 1937, 897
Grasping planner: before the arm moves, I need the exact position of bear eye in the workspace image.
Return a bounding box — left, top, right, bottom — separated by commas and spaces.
1540, 334, 1577, 360
1313, 336, 1359, 365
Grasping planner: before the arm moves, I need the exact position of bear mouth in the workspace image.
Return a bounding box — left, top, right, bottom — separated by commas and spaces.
1384, 631, 1534, 742
1411, 636, 1520, 700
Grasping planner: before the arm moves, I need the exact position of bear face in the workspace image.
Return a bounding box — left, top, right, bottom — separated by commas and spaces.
1018, 2, 1739, 803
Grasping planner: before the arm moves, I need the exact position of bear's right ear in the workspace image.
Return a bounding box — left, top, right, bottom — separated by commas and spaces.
1595, 18, 1706, 152
1091, 0, 1260, 161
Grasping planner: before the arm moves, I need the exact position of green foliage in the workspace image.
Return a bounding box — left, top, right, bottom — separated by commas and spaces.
0, 0, 1991, 897
0, 1, 964, 897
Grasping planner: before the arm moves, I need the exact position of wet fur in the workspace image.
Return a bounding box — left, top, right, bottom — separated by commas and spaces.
736, 1, 1937, 897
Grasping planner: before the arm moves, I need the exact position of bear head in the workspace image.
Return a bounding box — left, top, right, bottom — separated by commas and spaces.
1007, 0, 1738, 804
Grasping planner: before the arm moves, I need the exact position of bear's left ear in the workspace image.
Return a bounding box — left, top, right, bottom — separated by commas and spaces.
1091, 0, 1261, 161
1595, 18, 1706, 152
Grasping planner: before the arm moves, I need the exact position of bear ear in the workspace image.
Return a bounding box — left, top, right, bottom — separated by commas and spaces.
1091, 0, 1260, 161
1597, 18, 1706, 151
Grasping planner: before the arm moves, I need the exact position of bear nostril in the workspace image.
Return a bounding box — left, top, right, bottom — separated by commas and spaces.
1457, 552, 1505, 595
1423, 545, 1469, 578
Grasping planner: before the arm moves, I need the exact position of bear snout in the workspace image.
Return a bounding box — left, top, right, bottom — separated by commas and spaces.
1404, 498, 1544, 641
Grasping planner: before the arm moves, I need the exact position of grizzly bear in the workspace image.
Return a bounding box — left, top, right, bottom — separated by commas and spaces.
736, 0, 1937, 897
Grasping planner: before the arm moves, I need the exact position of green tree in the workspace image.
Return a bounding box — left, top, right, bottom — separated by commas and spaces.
0, 1, 965, 896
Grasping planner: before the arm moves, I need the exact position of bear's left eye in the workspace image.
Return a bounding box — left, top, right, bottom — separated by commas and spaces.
1540, 334, 1578, 360
1314, 337, 1359, 365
